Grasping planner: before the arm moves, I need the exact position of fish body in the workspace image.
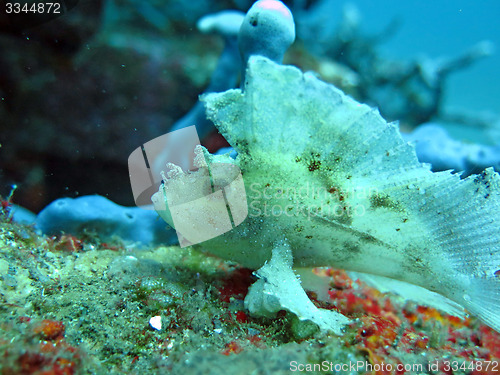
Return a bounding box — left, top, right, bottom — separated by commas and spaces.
153, 56, 500, 333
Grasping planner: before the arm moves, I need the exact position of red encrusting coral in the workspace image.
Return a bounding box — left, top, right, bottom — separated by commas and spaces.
218, 267, 254, 303
2, 319, 82, 375
222, 341, 243, 356
33, 320, 66, 341
317, 268, 500, 374
46, 235, 83, 253
207, 263, 500, 370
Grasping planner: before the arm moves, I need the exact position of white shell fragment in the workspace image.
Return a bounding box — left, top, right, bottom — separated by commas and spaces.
149, 315, 162, 331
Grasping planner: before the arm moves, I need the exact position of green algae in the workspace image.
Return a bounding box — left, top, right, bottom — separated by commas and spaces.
369, 193, 402, 211
0, 216, 364, 374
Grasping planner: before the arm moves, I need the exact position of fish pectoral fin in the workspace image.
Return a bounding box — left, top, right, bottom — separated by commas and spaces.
244, 239, 350, 335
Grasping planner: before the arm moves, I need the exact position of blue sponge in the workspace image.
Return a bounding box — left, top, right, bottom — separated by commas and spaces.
36, 195, 175, 245
239, 0, 295, 73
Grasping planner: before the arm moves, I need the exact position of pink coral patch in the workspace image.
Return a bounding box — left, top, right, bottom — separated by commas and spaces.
255, 0, 292, 20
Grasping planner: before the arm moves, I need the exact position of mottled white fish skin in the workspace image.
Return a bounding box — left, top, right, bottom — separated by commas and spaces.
154, 56, 500, 334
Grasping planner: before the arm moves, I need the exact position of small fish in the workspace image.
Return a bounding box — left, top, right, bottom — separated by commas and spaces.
153, 56, 500, 334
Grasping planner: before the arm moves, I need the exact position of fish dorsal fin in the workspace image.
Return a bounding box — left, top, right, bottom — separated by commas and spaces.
203, 56, 423, 178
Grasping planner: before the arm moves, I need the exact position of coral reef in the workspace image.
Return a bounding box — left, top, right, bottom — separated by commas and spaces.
0, 202, 499, 373
1, 1, 500, 374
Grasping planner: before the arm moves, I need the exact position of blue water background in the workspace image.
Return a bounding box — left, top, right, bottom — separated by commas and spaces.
331, 0, 500, 117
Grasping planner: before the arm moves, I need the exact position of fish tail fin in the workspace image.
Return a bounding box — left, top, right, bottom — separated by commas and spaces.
409, 168, 500, 332
463, 276, 500, 332
433, 168, 500, 332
